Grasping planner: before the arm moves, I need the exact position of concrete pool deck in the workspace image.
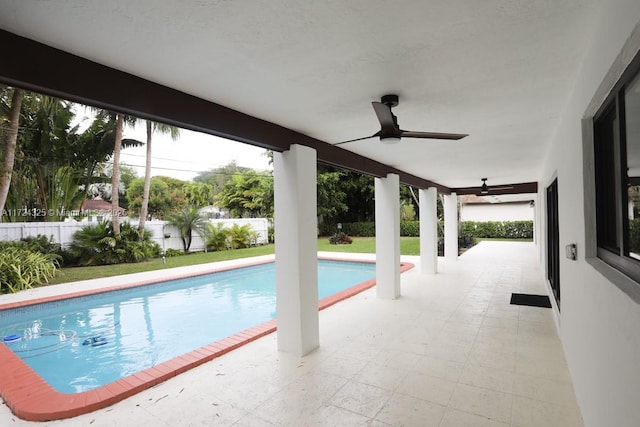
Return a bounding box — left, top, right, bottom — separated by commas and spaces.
0, 242, 583, 426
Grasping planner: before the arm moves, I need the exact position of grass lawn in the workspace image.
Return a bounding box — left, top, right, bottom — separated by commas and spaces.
47, 236, 533, 285
48, 237, 424, 285
49, 245, 276, 285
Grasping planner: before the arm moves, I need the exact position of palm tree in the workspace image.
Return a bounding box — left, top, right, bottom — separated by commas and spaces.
0, 87, 23, 221
138, 120, 180, 238
168, 205, 208, 252
111, 113, 125, 235
89, 109, 138, 235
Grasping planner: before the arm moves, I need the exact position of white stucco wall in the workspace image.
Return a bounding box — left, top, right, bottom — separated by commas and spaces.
541, 2, 640, 426
459, 202, 534, 222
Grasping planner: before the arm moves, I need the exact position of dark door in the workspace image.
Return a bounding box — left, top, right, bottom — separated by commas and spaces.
547, 179, 560, 309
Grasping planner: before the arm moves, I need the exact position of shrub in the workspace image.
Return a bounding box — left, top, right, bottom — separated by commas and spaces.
68, 221, 160, 266
164, 248, 184, 257
400, 221, 420, 237
329, 232, 353, 245
227, 223, 253, 249
460, 221, 533, 239
268, 225, 275, 243
319, 222, 375, 237
168, 206, 209, 252
343, 222, 375, 237
630, 218, 640, 254
206, 222, 229, 251
0, 247, 59, 293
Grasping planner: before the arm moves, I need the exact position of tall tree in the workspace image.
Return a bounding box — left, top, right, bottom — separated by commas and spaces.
126, 176, 173, 220
0, 87, 23, 221
138, 120, 180, 238
216, 169, 273, 218
194, 161, 253, 195
89, 109, 139, 232
111, 113, 124, 235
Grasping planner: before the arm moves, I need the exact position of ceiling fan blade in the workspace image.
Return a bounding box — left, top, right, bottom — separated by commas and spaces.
400, 130, 468, 140
372, 101, 398, 134
334, 132, 381, 146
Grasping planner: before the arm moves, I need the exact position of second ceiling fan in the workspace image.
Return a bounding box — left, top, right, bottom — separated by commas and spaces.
335, 94, 468, 145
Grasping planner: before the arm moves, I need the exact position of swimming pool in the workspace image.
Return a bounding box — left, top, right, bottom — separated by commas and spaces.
0, 257, 414, 421
0, 259, 375, 394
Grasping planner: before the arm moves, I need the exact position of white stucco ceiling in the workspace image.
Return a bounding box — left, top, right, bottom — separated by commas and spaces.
0, 0, 602, 189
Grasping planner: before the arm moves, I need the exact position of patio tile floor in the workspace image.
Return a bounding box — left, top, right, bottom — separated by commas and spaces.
0, 242, 582, 426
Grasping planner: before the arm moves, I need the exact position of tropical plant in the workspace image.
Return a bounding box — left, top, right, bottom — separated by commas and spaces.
164, 248, 184, 257
329, 232, 353, 245
86, 109, 139, 234
127, 176, 173, 220
0, 87, 24, 220
226, 223, 254, 249
1, 95, 141, 222
0, 247, 59, 293
317, 169, 348, 224
138, 120, 180, 237
193, 161, 254, 194
206, 222, 229, 251
182, 182, 214, 207
67, 221, 160, 266
168, 206, 208, 252
216, 170, 273, 218
111, 113, 124, 235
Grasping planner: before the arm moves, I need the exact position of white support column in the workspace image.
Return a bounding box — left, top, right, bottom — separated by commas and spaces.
419, 187, 438, 274
375, 173, 401, 299
444, 192, 458, 261
273, 144, 319, 356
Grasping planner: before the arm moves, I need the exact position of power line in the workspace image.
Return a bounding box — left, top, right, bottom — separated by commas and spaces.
120, 152, 246, 168
105, 161, 272, 177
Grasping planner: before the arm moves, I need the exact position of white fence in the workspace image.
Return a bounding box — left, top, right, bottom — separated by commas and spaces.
0, 218, 270, 253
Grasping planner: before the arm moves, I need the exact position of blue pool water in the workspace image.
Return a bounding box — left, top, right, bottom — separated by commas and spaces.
0, 260, 375, 393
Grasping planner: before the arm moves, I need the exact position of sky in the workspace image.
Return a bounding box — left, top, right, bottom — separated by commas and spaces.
73, 107, 272, 182
120, 123, 272, 181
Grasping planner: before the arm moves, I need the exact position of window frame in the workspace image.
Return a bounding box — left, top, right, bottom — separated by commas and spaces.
593, 54, 640, 283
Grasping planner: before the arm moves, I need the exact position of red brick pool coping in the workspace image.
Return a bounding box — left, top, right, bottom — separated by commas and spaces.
0, 258, 414, 421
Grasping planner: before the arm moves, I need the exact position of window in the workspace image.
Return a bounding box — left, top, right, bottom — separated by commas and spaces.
594, 60, 640, 281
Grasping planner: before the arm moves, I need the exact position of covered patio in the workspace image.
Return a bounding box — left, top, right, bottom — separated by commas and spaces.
0, 242, 580, 426
2, 1, 640, 425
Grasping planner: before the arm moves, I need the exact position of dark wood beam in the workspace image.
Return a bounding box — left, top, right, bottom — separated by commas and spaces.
0, 29, 450, 193
452, 182, 538, 196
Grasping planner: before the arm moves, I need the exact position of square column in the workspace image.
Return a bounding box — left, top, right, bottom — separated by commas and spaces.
419, 187, 438, 274
273, 144, 319, 356
375, 173, 401, 299
444, 192, 458, 261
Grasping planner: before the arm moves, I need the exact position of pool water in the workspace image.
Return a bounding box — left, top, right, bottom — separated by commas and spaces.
0, 260, 375, 393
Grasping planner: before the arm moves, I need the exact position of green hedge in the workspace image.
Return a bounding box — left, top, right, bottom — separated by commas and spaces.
400, 221, 420, 237
321, 220, 533, 239
629, 218, 640, 254
460, 221, 533, 239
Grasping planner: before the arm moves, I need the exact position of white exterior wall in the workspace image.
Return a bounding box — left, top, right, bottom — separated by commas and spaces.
460, 202, 534, 222
541, 3, 640, 426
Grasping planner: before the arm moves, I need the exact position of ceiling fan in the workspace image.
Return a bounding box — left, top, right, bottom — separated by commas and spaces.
479, 178, 514, 195
335, 94, 468, 145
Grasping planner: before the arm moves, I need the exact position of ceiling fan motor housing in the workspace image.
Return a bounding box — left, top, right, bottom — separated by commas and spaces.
381, 94, 399, 108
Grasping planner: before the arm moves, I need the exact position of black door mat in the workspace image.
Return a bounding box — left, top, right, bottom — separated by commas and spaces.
510, 293, 552, 308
